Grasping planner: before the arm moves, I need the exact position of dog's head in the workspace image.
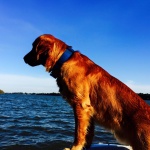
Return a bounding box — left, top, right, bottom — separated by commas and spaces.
24, 34, 68, 72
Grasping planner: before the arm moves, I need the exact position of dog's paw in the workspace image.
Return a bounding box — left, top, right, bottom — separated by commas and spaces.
64, 148, 70, 150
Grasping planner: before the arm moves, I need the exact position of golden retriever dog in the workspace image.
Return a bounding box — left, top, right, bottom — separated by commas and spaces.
24, 34, 150, 150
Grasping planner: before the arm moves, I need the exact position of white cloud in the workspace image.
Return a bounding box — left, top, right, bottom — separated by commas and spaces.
0, 74, 59, 93
125, 80, 150, 93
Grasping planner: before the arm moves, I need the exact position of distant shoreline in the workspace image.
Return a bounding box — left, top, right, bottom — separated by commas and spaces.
4, 92, 61, 96
1, 92, 150, 100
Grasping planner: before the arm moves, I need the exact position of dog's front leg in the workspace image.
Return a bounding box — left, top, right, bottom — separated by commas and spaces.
71, 103, 94, 150
84, 117, 94, 148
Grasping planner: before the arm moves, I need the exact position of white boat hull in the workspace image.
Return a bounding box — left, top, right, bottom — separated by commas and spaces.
86, 144, 131, 150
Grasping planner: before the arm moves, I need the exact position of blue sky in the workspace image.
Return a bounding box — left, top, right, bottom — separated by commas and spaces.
0, 0, 150, 93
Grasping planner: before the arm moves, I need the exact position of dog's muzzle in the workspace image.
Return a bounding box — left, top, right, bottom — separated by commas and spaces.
23, 51, 40, 67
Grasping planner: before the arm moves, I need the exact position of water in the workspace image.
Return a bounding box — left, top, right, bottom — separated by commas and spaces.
0, 94, 149, 150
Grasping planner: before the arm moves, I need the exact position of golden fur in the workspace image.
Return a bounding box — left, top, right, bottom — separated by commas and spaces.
24, 34, 150, 150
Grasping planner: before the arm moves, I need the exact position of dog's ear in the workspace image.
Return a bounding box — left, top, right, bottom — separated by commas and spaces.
32, 34, 69, 72
37, 34, 69, 55
33, 35, 55, 61
44, 36, 68, 72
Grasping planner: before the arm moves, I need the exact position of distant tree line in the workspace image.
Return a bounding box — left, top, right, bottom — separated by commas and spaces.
1, 90, 150, 100
4, 92, 61, 96
36, 93, 61, 96
138, 93, 150, 100
0, 89, 4, 94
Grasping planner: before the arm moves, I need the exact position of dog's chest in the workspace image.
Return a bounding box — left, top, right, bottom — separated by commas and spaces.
56, 77, 74, 103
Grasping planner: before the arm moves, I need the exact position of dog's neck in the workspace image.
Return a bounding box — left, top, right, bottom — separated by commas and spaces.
50, 48, 74, 78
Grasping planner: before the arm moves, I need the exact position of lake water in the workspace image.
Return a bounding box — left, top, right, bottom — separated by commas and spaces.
0, 94, 149, 150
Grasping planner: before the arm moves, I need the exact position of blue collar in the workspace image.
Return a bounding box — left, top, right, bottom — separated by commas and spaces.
50, 48, 74, 78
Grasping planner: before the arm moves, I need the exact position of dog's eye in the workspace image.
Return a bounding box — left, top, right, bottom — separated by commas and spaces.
37, 45, 43, 50
37, 45, 48, 55
36, 45, 44, 53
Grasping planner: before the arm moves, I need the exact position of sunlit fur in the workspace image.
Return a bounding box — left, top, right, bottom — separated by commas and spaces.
24, 34, 150, 150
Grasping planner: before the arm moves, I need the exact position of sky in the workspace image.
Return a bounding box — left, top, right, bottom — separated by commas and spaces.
0, 0, 150, 93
